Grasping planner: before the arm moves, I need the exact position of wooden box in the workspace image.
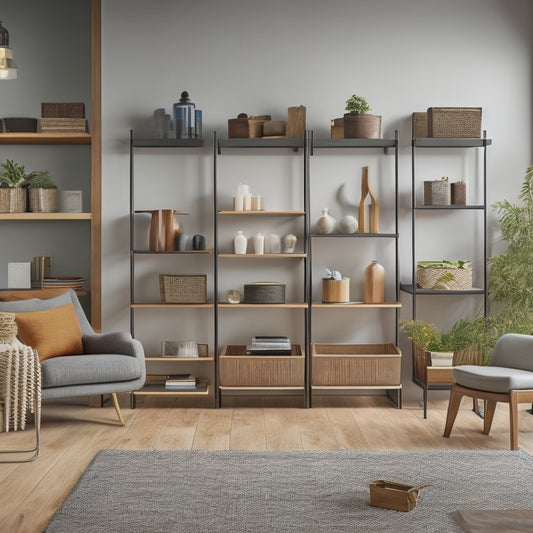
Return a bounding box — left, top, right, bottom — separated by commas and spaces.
427, 107, 482, 138
369, 480, 429, 512
322, 279, 350, 303
228, 118, 249, 138
330, 117, 344, 139
219, 344, 304, 387
311, 343, 401, 386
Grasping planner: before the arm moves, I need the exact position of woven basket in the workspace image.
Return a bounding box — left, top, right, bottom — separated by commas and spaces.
427, 107, 482, 138
412, 112, 428, 138
28, 188, 58, 213
159, 274, 207, 304
0, 188, 26, 213
417, 264, 472, 290
424, 178, 450, 205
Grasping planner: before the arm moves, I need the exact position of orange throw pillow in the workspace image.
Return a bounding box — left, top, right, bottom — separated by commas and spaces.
15, 303, 84, 361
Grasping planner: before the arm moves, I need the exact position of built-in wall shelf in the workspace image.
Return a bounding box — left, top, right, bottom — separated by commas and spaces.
0, 213, 92, 220
0, 132, 91, 145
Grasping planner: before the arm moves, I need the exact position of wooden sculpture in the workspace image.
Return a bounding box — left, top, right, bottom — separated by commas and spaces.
358, 166, 379, 233
135, 209, 188, 251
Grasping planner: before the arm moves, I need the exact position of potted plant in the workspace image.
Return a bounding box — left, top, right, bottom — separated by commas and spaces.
486, 165, 533, 340
343, 94, 381, 139
26, 170, 58, 213
0, 159, 27, 213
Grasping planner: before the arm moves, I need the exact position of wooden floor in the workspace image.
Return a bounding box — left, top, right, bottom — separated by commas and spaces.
1, 394, 533, 532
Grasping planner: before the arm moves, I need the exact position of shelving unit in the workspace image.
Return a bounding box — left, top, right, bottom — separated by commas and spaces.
0, 0, 101, 327
400, 133, 491, 418
215, 133, 309, 406
128, 131, 216, 407
307, 131, 401, 407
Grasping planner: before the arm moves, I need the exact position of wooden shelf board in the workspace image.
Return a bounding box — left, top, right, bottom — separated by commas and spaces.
145, 356, 214, 362
132, 302, 214, 309
132, 249, 214, 255
312, 385, 402, 390
219, 386, 305, 391
312, 301, 401, 308
0, 289, 87, 299
217, 210, 305, 216
218, 302, 308, 309
0, 132, 91, 145
218, 253, 306, 259
0, 212, 91, 220
134, 379, 210, 396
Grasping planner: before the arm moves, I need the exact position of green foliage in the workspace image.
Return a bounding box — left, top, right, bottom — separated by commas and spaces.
487, 165, 533, 336
345, 94, 371, 114
0, 159, 26, 188
26, 170, 57, 189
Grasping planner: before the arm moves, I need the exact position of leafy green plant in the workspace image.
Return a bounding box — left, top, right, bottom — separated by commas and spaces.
345, 94, 371, 114
26, 170, 57, 189
0, 159, 26, 188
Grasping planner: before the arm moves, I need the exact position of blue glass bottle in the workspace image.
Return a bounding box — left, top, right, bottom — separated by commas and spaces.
173, 91, 196, 139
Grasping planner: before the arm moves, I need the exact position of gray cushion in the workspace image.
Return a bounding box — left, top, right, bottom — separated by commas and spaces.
454, 365, 533, 394
490, 333, 533, 372
41, 353, 143, 389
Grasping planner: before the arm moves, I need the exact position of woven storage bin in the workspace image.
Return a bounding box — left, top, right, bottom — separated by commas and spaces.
0, 188, 26, 213
159, 274, 207, 303
417, 263, 472, 290
412, 112, 428, 138
243, 282, 285, 304
424, 178, 450, 205
427, 107, 482, 138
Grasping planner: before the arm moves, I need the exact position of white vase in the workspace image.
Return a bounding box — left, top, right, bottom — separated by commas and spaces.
234, 231, 247, 254
269, 233, 281, 253
283, 233, 297, 253
316, 207, 336, 234
338, 215, 358, 234
253, 232, 264, 254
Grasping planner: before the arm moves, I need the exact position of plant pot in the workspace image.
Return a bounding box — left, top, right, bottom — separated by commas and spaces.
343, 113, 382, 139
29, 188, 58, 213
0, 188, 26, 213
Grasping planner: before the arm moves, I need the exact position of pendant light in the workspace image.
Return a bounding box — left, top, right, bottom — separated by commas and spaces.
0, 20, 18, 80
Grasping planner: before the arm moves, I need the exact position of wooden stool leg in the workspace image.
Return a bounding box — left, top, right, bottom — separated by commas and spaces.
509, 391, 519, 450
111, 393, 125, 426
483, 399, 497, 435
443, 386, 463, 438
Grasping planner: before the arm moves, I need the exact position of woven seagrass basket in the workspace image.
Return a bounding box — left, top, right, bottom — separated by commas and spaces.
417, 264, 472, 290
0, 188, 26, 213
427, 107, 482, 138
159, 274, 207, 304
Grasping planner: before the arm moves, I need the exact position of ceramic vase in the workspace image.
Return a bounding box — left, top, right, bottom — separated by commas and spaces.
338, 215, 358, 234
316, 207, 336, 234
253, 232, 264, 254
234, 231, 247, 254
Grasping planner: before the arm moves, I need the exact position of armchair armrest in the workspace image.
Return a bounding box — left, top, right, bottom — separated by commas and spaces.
83, 331, 145, 359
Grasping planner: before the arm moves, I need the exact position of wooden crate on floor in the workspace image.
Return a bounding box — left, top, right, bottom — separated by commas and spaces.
311, 343, 401, 386
219, 344, 304, 387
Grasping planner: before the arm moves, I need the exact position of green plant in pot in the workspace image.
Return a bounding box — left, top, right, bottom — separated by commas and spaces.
343, 94, 381, 139
486, 165, 533, 341
26, 170, 58, 213
0, 159, 27, 213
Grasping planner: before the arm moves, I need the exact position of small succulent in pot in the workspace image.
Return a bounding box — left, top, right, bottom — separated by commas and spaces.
345, 94, 371, 115
0, 159, 27, 188
26, 170, 58, 213
26, 170, 57, 189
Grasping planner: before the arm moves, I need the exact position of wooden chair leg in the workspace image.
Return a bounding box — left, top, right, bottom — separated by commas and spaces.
483, 399, 497, 435
443, 386, 463, 438
509, 391, 519, 450
111, 393, 125, 426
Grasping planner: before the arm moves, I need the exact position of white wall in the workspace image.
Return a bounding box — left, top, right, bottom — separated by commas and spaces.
100, 0, 532, 401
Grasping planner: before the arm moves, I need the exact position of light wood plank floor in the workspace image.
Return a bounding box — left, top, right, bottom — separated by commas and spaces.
1, 394, 533, 533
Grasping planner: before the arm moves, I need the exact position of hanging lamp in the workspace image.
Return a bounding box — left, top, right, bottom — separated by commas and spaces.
0, 20, 18, 79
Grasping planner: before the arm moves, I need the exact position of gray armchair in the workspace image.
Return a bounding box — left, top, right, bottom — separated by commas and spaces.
0, 289, 145, 425
443, 333, 533, 450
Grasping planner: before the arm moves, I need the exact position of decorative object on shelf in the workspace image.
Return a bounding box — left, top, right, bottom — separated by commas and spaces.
243, 281, 285, 304
248, 115, 271, 138
283, 233, 297, 253
342, 94, 381, 139
316, 207, 336, 234
364, 260, 385, 303
416, 260, 472, 290
0, 117, 37, 133
161, 340, 199, 357
135, 209, 187, 251
358, 166, 379, 233
262, 120, 286, 137
369, 479, 431, 512
26, 170, 58, 213
253, 232, 264, 254
427, 107, 482, 138
40, 101, 88, 133
226, 289, 241, 304
31, 256, 51, 284
250, 195, 263, 210
228, 113, 250, 138
7, 261, 31, 289
338, 215, 358, 234
176, 233, 191, 251
173, 90, 202, 139
322, 268, 350, 303
192, 234, 206, 251
451, 180, 466, 205
286, 106, 306, 139
248, 335, 292, 355
268, 233, 281, 253
423, 176, 451, 206
227, 107, 306, 139
0, 20, 18, 80
411, 112, 428, 138
233, 183, 247, 211
0, 159, 26, 213
58, 190, 82, 212
153, 108, 171, 139
159, 273, 207, 304
234, 230, 247, 254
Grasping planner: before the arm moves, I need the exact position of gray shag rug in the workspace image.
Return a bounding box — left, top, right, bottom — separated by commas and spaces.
45, 449, 533, 533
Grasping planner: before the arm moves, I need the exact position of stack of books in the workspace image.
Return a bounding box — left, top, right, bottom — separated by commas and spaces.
165, 374, 197, 390
40, 102, 88, 133
247, 336, 292, 355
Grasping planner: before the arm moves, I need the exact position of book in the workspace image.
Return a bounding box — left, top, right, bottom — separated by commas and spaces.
166, 373, 196, 384
252, 336, 290, 343
165, 383, 198, 390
